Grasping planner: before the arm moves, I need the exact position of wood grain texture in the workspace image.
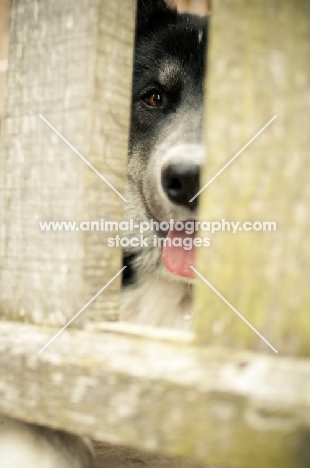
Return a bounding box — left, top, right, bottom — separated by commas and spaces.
1, 322, 310, 468
196, 0, 310, 356
0, 0, 135, 325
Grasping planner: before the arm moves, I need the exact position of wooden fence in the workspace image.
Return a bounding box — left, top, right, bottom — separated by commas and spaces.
0, 1, 309, 467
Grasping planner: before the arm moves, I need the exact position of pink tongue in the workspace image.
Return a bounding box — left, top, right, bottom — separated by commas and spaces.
162, 228, 195, 278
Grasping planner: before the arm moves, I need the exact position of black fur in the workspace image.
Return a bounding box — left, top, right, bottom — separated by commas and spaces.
130, 1, 208, 162
122, 252, 139, 286
136, 0, 177, 30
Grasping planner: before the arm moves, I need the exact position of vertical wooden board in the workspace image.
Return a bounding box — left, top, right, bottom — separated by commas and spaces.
0, 0, 135, 325
195, 0, 310, 355
0, 0, 10, 130
189, 0, 210, 15
176, 0, 211, 14
83, 0, 135, 322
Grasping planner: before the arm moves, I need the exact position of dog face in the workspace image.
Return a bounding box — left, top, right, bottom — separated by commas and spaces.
123, 0, 208, 285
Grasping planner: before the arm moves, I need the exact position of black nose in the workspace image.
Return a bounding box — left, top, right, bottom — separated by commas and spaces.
161, 163, 200, 210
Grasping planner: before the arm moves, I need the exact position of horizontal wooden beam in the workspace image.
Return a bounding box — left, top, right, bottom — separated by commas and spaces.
1, 321, 310, 467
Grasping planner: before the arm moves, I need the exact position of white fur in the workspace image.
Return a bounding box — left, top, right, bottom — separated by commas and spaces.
0, 416, 94, 468
120, 269, 193, 330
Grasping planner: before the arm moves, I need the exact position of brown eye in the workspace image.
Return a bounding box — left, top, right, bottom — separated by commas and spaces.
143, 91, 163, 108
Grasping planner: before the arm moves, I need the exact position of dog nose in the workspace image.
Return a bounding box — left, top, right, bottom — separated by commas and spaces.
161, 163, 200, 210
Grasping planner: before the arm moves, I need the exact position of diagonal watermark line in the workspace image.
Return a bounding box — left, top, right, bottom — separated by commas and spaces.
39, 114, 128, 203
190, 115, 277, 202
38, 266, 127, 354
190, 266, 278, 354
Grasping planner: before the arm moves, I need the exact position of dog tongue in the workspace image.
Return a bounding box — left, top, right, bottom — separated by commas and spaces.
162, 228, 195, 278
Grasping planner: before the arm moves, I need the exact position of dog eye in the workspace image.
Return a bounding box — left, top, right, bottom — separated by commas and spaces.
142, 90, 163, 108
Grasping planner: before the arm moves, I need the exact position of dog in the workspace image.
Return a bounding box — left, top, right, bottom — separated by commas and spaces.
0, 1, 208, 466
120, 0, 208, 329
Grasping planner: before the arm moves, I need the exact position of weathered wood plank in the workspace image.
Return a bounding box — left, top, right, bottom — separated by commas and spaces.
0, 322, 310, 468
196, 0, 310, 355
0, 0, 135, 325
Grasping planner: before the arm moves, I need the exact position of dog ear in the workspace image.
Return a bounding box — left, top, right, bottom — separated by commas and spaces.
136, 0, 177, 31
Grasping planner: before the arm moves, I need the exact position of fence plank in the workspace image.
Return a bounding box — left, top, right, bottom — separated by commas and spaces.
196, 0, 310, 356
0, 0, 135, 325
1, 321, 310, 468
